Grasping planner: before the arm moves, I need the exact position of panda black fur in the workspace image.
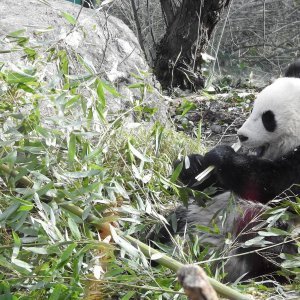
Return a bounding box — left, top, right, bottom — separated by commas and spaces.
285, 59, 300, 79
165, 62, 300, 283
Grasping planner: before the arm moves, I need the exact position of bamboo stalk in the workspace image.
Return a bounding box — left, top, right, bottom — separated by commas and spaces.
125, 236, 252, 300
0, 164, 34, 187
0, 163, 252, 300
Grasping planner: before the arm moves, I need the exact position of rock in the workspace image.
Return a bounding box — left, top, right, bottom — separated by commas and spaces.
187, 112, 201, 122
210, 124, 222, 134
0, 0, 167, 124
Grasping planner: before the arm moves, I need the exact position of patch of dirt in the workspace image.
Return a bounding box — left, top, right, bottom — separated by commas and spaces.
169, 90, 257, 148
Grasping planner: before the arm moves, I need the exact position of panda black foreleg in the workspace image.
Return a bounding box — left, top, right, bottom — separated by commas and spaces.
202, 144, 300, 203
174, 154, 225, 192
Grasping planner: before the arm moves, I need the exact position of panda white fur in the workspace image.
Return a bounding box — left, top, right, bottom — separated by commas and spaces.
238, 77, 300, 160
160, 63, 300, 283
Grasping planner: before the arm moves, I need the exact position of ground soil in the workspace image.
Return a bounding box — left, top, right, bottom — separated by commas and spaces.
169, 89, 256, 148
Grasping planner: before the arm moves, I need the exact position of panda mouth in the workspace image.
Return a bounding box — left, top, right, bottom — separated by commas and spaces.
248, 143, 269, 157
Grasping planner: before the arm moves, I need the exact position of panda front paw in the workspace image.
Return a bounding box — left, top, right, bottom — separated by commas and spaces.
204, 145, 235, 168
174, 154, 206, 186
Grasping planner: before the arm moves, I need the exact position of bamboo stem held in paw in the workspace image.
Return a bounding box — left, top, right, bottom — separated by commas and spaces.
195, 142, 241, 183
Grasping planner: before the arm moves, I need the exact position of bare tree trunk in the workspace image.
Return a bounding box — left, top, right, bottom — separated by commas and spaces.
130, 0, 147, 57
160, 0, 175, 26
154, 0, 231, 91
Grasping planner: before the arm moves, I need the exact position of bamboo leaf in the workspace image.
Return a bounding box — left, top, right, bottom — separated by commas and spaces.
56, 243, 76, 268
259, 227, 288, 236
0, 204, 20, 223
76, 54, 96, 74
49, 284, 68, 300
170, 161, 183, 183
61, 12, 76, 25
7, 29, 26, 37
121, 291, 136, 300
5, 71, 36, 84
128, 83, 145, 89
150, 253, 165, 260
68, 218, 81, 240
12, 258, 32, 272
102, 81, 121, 97
128, 141, 152, 162
110, 225, 139, 258
12, 232, 21, 260
63, 170, 101, 178
96, 79, 106, 107
23, 247, 48, 255
68, 133, 76, 162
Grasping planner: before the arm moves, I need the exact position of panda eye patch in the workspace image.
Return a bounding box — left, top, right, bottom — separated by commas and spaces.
262, 110, 276, 132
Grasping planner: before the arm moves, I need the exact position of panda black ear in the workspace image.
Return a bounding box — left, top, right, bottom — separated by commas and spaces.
285, 59, 300, 78
262, 110, 276, 132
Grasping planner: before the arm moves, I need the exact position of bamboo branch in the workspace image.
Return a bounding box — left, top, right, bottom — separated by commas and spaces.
125, 236, 252, 300
0, 164, 34, 187
0, 163, 252, 300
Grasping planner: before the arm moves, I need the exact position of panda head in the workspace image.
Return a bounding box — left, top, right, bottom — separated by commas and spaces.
237, 77, 300, 160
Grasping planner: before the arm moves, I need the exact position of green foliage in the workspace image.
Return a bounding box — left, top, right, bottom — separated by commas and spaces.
0, 27, 201, 299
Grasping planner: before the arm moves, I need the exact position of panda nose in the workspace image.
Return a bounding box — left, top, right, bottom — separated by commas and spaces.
238, 134, 248, 142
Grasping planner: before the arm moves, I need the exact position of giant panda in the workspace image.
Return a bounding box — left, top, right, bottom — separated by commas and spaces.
165, 62, 300, 283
